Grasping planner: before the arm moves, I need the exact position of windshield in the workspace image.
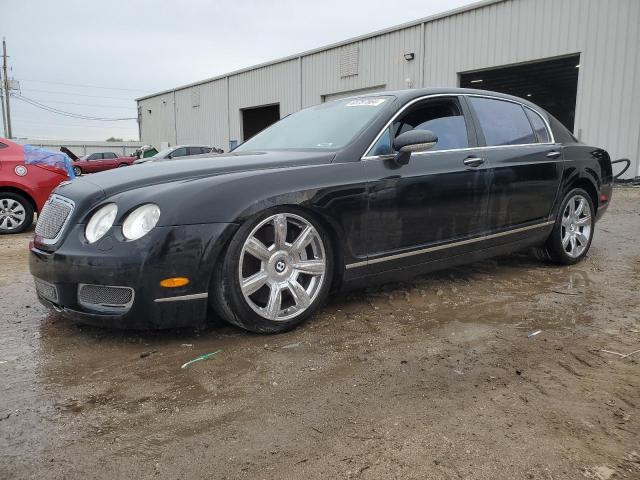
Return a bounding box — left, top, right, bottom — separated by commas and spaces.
234, 96, 392, 152
152, 147, 174, 158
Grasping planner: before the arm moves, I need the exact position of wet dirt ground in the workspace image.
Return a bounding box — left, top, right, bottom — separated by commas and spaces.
1, 188, 639, 480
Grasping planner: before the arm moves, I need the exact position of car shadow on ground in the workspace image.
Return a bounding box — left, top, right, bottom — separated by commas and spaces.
38, 248, 577, 345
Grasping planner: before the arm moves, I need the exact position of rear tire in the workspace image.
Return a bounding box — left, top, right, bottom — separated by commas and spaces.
118, 163, 128, 168
0, 192, 34, 234
211, 207, 333, 333
541, 188, 595, 265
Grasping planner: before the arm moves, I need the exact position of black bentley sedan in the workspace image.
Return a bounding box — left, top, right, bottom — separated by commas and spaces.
30, 88, 613, 332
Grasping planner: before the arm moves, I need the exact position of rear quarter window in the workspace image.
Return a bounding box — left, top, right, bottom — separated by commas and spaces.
525, 108, 551, 143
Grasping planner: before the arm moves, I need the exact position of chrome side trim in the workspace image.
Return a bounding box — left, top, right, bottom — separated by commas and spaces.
345, 220, 555, 270
154, 292, 209, 303
361, 93, 555, 160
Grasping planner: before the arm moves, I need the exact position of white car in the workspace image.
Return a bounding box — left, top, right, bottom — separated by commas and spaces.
133, 145, 219, 164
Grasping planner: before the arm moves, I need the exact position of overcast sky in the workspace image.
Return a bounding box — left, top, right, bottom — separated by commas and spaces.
0, 0, 475, 142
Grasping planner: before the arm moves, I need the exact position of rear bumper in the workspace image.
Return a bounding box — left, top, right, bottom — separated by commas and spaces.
29, 222, 237, 329
595, 182, 613, 221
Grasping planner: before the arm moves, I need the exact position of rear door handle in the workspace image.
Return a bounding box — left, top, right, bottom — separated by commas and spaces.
463, 156, 485, 167
546, 150, 561, 159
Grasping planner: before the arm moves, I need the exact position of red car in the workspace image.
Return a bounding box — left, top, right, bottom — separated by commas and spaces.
72, 152, 135, 175
0, 137, 70, 234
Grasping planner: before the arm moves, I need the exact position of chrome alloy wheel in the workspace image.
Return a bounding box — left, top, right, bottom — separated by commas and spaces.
561, 194, 592, 258
0, 198, 26, 231
239, 213, 326, 321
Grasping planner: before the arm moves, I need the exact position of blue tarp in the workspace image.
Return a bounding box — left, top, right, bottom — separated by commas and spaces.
23, 144, 75, 179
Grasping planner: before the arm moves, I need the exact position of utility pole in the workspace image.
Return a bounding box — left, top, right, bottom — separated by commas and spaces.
2, 38, 12, 139
0, 67, 7, 138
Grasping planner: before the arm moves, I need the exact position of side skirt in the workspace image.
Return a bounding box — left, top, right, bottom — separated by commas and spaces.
341, 230, 550, 291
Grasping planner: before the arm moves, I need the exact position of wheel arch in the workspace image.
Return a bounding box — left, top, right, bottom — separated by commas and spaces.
568, 176, 599, 214
0, 186, 38, 213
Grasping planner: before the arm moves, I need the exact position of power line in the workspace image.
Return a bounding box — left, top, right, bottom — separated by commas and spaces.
20, 78, 149, 93
20, 98, 136, 110
21, 87, 137, 101
10, 93, 137, 121
14, 119, 136, 130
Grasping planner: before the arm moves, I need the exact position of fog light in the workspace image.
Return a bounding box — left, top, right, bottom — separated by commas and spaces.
160, 277, 190, 288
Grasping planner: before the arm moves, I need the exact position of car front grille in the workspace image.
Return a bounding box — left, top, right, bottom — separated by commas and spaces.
34, 278, 58, 303
35, 195, 74, 241
78, 284, 134, 313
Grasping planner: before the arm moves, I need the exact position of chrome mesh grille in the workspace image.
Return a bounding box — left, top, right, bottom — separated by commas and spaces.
35, 196, 73, 240
78, 284, 134, 311
34, 278, 58, 303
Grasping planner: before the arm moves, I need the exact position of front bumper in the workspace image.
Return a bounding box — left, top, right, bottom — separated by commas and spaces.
29, 222, 237, 329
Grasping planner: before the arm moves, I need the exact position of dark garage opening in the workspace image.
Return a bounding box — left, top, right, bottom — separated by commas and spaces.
241, 104, 280, 141
460, 55, 580, 131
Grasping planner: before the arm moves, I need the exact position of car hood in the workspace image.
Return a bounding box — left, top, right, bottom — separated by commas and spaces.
58, 150, 336, 199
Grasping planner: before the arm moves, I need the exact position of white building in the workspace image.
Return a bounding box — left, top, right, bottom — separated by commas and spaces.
136, 0, 640, 179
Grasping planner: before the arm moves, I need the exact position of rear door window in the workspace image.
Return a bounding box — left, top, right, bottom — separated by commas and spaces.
188, 147, 203, 155
103, 152, 117, 159
468, 97, 536, 146
171, 147, 187, 158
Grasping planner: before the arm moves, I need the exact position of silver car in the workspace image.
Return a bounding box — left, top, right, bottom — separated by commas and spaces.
133, 145, 217, 164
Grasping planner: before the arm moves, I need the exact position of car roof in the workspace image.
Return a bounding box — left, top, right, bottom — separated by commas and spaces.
173, 145, 211, 148
349, 87, 544, 112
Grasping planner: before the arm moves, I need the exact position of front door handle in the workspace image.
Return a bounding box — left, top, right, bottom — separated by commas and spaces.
463, 156, 485, 167
546, 150, 561, 159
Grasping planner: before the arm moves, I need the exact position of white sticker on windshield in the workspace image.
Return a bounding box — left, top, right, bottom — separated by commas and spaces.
345, 98, 386, 107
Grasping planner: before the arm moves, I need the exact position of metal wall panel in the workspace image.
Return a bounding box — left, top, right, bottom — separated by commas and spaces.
174, 79, 227, 150
138, 92, 176, 149
301, 25, 422, 107
228, 59, 301, 143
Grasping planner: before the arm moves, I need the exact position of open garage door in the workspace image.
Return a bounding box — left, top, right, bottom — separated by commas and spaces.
460, 55, 580, 132
241, 104, 280, 141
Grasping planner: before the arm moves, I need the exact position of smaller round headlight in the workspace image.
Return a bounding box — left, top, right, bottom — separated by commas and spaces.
85, 203, 118, 244
122, 204, 161, 241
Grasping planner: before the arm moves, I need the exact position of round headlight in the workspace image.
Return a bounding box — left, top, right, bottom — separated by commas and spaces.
122, 204, 160, 240
85, 203, 118, 244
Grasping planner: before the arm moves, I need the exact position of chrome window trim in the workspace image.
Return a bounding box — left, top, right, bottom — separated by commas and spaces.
361, 93, 555, 161
345, 220, 555, 270
35, 194, 76, 246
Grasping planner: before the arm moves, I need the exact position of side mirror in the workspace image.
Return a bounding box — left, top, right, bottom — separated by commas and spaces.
392, 130, 438, 165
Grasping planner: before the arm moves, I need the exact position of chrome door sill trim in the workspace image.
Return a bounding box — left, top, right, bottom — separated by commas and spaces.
346, 220, 555, 269
154, 292, 209, 303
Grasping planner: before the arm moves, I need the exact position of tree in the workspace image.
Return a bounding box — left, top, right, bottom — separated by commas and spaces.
105, 137, 123, 142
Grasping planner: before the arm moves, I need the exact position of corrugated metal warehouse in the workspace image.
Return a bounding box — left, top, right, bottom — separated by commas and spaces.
136, 0, 640, 178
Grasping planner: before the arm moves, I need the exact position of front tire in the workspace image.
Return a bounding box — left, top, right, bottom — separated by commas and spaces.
0, 192, 34, 234
73, 166, 82, 176
211, 208, 333, 333
542, 188, 595, 264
